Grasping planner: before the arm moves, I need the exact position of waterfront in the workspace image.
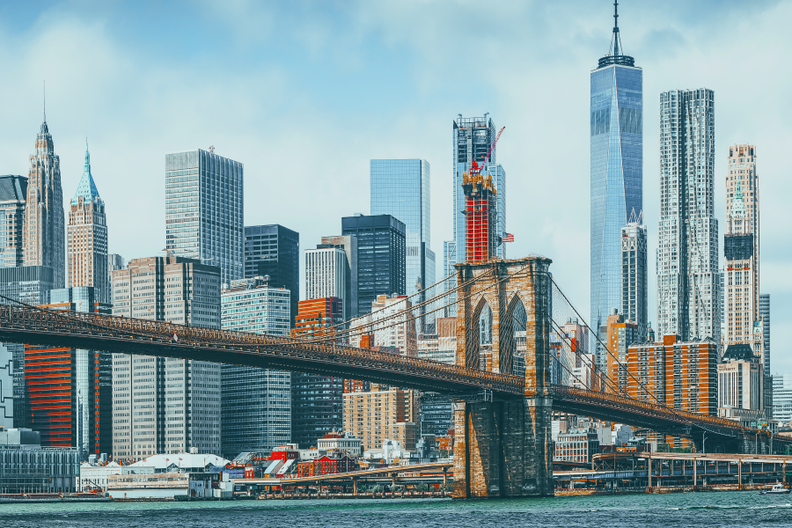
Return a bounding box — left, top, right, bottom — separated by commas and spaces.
1, 492, 790, 527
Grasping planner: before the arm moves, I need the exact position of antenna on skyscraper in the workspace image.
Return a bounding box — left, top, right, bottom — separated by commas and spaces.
610, 1, 623, 57
43, 80, 46, 122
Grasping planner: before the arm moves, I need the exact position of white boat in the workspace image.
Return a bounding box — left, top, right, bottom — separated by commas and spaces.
760, 483, 791, 495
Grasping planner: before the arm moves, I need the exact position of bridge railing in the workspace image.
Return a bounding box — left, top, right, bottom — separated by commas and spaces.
550, 385, 750, 435
0, 304, 524, 394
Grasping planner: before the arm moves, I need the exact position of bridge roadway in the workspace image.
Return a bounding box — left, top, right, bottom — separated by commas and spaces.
233, 462, 453, 488
0, 304, 781, 447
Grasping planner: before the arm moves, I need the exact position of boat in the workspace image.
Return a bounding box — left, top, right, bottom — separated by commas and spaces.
759, 483, 791, 495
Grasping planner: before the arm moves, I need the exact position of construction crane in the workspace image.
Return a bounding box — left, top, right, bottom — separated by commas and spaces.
469, 126, 505, 177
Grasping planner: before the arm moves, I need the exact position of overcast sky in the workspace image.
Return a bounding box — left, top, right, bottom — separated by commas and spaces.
0, 1, 790, 372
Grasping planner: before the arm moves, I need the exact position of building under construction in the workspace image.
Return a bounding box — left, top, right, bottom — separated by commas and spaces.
462, 164, 498, 263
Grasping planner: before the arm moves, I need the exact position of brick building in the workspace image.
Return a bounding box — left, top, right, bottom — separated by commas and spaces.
342, 385, 417, 451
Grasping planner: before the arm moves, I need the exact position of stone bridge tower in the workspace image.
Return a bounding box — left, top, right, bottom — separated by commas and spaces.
452, 256, 554, 498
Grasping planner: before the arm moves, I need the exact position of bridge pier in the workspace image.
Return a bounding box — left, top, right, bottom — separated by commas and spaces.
453, 396, 553, 499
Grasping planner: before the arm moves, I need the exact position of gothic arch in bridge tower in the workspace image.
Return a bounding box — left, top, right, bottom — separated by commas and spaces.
452, 257, 554, 499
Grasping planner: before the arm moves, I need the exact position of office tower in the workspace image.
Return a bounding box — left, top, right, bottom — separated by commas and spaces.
221, 277, 291, 459
718, 345, 762, 413
773, 374, 792, 423
0, 343, 11, 429
107, 254, 124, 306
305, 245, 349, 320
111, 257, 221, 461
24, 287, 111, 457
370, 159, 436, 316
442, 240, 457, 317
0, 175, 27, 268
165, 149, 243, 285
760, 294, 770, 374
67, 146, 109, 304
452, 115, 506, 264
604, 310, 639, 395
657, 88, 718, 342
343, 386, 418, 451
24, 116, 65, 288
723, 182, 763, 368
319, 235, 357, 322
342, 214, 406, 317
621, 221, 647, 339
627, 335, 717, 416
350, 294, 417, 356
590, 4, 642, 372
291, 297, 344, 449
244, 224, 300, 326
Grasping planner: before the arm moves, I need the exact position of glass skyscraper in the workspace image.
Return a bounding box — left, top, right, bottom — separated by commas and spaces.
244, 224, 300, 327
165, 149, 244, 286
342, 214, 406, 317
370, 159, 435, 330
590, 7, 642, 369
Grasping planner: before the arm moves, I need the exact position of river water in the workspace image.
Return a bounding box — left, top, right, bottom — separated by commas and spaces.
1, 491, 791, 527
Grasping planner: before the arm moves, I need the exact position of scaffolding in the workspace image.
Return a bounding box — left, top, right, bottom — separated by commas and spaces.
462, 171, 497, 263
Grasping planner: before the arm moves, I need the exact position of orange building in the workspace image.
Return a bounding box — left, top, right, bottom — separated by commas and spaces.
462, 166, 497, 263
604, 310, 639, 396
626, 334, 717, 416
292, 297, 343, 337
25, 288, 112, 454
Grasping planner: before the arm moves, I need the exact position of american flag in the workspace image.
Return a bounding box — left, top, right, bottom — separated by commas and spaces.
502, 233, 515, 243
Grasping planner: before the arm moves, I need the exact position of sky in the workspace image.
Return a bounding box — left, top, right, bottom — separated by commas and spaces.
0, 1, 791, 371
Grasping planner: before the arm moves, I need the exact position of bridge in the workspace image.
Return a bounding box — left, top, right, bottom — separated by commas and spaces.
0, 256, 780, 499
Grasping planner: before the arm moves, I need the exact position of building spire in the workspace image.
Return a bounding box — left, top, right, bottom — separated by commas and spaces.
43, 80, 46, 122
610, 0, 622, 57
598, 1, 634, 68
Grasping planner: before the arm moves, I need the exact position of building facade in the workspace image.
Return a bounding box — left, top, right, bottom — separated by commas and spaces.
67, 146, 109, 303
349, 294, 417, 356
0, 343, 12, 429
590, 10, 642, 373
221, 277, 291, 459
24, 118, 65, 288
718, 344, 762, 412
341, 214, 406, 317
657, 89, 719, 343
452, 116, 506, 263
111, 257, 221, 461
760, 294, 770, 375
0, 428, 79, 493
342, 386, 417, 451
370, 159, 436, 327
24, 287, 112, 458
621, 221, 647, 339
626, 334, 718, 416
605, 310, 639, 396
244, 224, 300, 326
165, 149, 243, 286
107, 254, 125, 306
772, 374, 792, 424
0, 175, 27, 268
291, 297, 344, 449
305, 245, 348, 320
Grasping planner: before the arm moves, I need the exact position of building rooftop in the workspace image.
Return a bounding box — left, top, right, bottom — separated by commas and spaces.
0, 175, 27, 203
71, 146, 102, 205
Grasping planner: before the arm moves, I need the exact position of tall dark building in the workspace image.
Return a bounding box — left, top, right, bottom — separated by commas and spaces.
244, 224, 299, 327
342, 214, 406, 316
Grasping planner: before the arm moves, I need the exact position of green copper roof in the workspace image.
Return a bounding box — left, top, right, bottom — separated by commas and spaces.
731, 181, 746, 218
71, 144, 102, 206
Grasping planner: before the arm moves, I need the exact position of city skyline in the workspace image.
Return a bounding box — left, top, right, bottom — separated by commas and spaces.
0, 2, 790, 370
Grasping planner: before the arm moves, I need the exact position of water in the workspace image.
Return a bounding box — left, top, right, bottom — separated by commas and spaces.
1, 492, 791, 527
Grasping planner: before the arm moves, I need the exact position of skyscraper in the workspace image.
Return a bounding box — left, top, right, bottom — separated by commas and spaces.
319, 235, 357, 322
291, 297, 345, 449
590, 4, 642, 371
342, 214, 406, 317
0, 175, 27, 268
305, 245, 349, 320
657, 89, 719, 343
370, 159, 435, 297
111, 257, 221, 461
67, 146, 108, 303
760, 294, 770, 375
24, 287, 112, 458
165, 149, 243, 286
244, 224, 299, 326
24, 117, 65, 288
107, 254, 124, 306
621, 221, 647, 338
221, 277, 291, 459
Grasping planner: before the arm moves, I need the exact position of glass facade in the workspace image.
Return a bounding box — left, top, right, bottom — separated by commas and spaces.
621, 222, 647, 340
0, 175, 27, 268
341, 214, 406, 317
165, 149, 244, 286
590, 58, 642, 370
221, 277, 291, 459
370, 159, 435, 331
244, 224, 300, 327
